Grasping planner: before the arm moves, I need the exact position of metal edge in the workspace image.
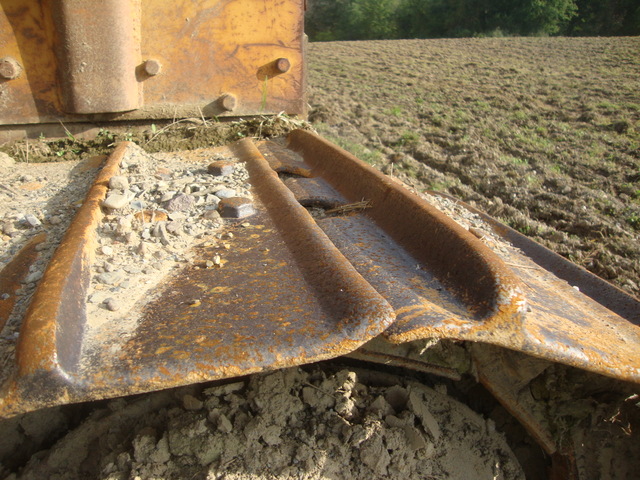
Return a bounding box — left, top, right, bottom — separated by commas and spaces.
428, 192, 640, 324
15, 142, 132, 377
286, 129, 527, 335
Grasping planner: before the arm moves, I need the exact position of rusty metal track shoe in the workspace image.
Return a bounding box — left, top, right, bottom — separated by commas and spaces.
0, 130, 638, 417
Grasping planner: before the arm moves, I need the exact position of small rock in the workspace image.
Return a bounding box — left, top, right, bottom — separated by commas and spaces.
130, 199, 146, 210
160, 191, 177, 202
218, 197, 255, 219
109, 175, 129, 191
214, 188, 237, 199
132, 429, 157, 463
49, 215, 62, 225
0, 152, 15, 169
96, 271, 124, 286
384, 414, 405, 429
404, 425, 428, 451
2, 222, 16, 235
24, 214, 41, 227
103, 192, 132, 209
164, 193, 195, 212
103, 297, 121, 311
407, 391, 441, 441
124, 232, 137, 244
203, 210, 221, 221
101, 245, 114, 256
166, 221, 183, 235
182, 394, 203, 411
205, 194, 221, 206
208, 160, 235, 176
24, 270, 43, 284
368, 395, 394, 416
116, 216, 133, 235
218, 414, 233, 433
152, 222, 171, 245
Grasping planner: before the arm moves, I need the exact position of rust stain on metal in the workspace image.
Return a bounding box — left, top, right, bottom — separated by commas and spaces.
0, 139, 395, 417
287, 129, 525, 320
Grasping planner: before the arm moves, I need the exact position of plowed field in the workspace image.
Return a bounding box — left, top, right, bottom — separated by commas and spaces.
308, 37, 640, 298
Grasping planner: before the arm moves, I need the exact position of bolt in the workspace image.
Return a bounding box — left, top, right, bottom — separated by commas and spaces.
275, 58, 291, 74
219, 93, 237, 112
144, 59, 162, 76
0, 57, 22, 80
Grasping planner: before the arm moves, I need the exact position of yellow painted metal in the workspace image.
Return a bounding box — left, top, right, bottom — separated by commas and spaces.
0, 0, 306, 126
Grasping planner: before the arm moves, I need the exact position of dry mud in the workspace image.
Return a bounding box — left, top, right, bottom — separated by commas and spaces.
308, 37, 640, 298
9, 368, 524, 480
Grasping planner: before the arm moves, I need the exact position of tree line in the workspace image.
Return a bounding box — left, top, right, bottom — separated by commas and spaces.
305, 0, 640, 41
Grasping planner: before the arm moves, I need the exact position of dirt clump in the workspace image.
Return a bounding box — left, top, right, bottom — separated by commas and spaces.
10, 367, 524, 480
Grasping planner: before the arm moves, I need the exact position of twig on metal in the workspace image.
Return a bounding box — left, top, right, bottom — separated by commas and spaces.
325, 200, 372, 215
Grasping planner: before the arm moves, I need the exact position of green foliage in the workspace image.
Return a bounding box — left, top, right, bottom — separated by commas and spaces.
306, 0, 638, 41
564, 0, 640, 36
306, 0, 400, 40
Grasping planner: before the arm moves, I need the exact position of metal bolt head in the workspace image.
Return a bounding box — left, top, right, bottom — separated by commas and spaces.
219, 93, 237, 112
144, 59, 162, 76
275, 58, 291, 74
0, 57, 22, 80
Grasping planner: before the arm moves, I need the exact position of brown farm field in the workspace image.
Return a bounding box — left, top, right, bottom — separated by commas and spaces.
307, 37, 640, 299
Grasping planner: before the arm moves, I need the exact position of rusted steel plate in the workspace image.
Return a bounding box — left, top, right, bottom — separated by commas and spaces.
0, 0, 305, 125
1, 132, 639, 417
0, 139, 394, 417
286, 130, 640, 383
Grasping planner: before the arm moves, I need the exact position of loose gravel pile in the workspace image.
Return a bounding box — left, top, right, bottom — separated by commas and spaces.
84, 144, 254, 329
